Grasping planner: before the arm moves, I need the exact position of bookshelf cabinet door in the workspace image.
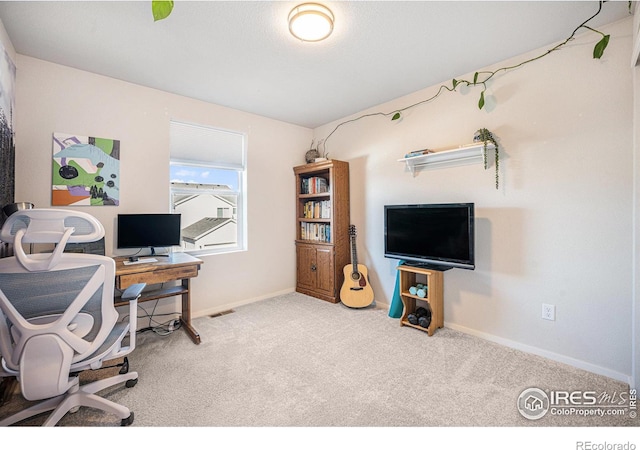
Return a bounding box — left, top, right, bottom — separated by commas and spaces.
295, 243, 336, 301
315, 246, 334, 296
296, 244, 316, 291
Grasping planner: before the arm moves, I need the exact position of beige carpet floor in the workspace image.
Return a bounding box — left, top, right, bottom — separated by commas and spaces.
0, 292, 637, 430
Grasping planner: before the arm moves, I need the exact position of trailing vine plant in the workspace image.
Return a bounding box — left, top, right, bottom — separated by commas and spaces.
322, 1, 625, 167
150, 1, 629, 190
474, 128, 499, 190
152, 1, 174, 21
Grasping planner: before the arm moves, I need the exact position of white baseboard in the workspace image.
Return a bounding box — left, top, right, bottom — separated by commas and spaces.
445, 321, 632, 386
194, 288, 296, 318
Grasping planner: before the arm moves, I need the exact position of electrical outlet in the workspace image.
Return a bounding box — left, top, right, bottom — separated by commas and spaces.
542, 303, 555, 321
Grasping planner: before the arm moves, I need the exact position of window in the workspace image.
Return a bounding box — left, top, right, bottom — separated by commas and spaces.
169, 121, 247, 255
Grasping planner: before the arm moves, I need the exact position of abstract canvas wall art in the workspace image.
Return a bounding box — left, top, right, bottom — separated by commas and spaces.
52, 132, 120, 206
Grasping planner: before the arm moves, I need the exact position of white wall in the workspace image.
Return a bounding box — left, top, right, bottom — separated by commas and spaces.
314, 18, 634, 383
13, 55, 311, 318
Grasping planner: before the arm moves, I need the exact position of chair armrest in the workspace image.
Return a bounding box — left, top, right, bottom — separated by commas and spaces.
121, 283, 146, 302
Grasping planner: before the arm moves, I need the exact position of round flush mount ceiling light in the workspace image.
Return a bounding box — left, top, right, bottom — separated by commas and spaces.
288, 3, 334, 42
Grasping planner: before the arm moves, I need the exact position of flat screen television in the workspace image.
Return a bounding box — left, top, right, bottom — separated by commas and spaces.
117, 213, 181, 255
384, 203, 475, 270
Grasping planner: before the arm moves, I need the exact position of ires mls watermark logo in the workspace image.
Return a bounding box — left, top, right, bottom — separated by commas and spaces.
517, 387, 637, 420
517, 388, 550, 420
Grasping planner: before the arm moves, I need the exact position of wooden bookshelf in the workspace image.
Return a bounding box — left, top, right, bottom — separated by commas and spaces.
293, 159, 350, 303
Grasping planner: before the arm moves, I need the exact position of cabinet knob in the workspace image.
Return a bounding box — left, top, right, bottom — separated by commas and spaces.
311, 264, 317, 272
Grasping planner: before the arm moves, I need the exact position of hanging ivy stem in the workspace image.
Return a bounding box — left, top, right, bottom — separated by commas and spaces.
322, 84, 457, 145
478, 1, 605, 85
323, 1, 610, 149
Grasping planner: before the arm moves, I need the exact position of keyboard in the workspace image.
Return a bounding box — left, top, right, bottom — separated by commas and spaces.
123, 257, 158, 265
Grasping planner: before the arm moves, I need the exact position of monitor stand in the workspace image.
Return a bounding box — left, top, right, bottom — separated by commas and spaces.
149, 247, 171, 258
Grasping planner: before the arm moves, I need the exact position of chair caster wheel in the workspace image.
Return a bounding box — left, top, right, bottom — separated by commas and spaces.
125, 378, 138, 388
121, 412, 134, 426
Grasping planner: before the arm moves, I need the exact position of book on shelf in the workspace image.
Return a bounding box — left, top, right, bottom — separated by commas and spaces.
301, 176, 328, 194
403, 148, 433, 159
300, 222, 331, 243
303, 200, 331, 219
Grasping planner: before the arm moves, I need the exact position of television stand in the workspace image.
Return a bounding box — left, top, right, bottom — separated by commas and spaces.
397, 264, 444, 336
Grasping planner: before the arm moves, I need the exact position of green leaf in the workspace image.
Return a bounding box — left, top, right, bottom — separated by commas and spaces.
473, 72, 479, 84
152, 0, 174, 22
452, 78, 459, 89
391, 112, 401, 121
478, 91, 485, 110
593, 34, 610, 59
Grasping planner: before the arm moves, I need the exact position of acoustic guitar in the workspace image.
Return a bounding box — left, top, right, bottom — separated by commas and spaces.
340, 225, 374, 308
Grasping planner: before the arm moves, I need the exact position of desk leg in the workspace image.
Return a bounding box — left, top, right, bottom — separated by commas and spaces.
181, 278, 201, 344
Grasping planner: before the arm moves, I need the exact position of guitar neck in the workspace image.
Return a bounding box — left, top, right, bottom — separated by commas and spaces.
351, 235, 358, 273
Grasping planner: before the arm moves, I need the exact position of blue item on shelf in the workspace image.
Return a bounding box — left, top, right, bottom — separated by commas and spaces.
388, 260, 406, 319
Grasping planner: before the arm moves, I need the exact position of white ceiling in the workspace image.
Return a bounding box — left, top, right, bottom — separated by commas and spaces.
0, 1, 631, 128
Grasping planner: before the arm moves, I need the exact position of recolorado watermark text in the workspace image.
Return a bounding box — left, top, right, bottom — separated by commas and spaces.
576, 442, 636, 450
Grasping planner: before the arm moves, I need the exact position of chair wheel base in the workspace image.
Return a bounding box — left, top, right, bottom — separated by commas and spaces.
121, 412, 134, 426
125, 378, 138, 388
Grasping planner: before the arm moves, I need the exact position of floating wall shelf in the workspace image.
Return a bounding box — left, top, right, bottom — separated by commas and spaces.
398, 141, 495, 175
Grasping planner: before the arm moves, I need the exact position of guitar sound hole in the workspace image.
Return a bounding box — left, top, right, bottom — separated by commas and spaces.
351, 273, 360, 281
